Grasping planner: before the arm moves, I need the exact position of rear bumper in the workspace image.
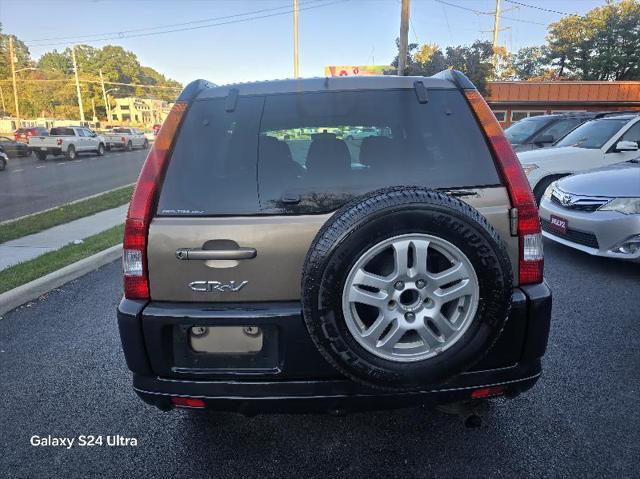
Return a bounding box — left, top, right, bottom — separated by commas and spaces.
117, 282, 552, 413
133, 361, 542, 414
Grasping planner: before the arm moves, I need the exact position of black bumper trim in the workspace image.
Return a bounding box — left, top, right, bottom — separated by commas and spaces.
132, 363, 541, 413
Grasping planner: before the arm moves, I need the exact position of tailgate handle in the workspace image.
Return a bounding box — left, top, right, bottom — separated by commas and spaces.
175, 247, 256, 261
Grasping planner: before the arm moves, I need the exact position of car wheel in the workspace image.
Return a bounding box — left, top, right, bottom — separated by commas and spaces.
97, 143, 105, 156
346, 135, 354, 141
36, 151, 47, 161
301, 187, 513, 391
126, 141, 133, 152
65, 145, 76, 160
533, 175, 563, 206
0, 157, 6, 171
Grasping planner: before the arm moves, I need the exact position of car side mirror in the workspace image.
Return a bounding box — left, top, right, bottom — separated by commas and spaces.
614, 140, 639, 152
534, 134, 554, 145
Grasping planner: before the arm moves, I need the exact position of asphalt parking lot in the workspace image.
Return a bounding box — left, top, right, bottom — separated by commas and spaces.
0, 149, 147, 221
1, 240, 639, 478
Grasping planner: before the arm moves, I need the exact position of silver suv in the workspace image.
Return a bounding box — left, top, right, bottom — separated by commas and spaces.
117, 70, 551, 414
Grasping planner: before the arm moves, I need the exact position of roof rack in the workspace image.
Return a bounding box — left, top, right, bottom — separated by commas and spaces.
593, 110, 640, 118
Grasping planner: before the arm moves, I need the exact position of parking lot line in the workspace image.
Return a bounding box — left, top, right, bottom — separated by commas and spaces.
36, 165, 46, 169
12, 169, 24, 172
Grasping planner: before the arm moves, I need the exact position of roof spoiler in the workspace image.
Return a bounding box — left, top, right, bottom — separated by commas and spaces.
430, 69, 476, 90
176, 79, 216, 103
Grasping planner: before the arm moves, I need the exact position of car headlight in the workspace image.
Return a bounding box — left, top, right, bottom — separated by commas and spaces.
543, 181, 556, 201
599, 198, 640, 215
521, 164, 539, 176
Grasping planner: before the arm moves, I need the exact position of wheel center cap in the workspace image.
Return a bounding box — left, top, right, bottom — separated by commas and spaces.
399, 289, 422, 311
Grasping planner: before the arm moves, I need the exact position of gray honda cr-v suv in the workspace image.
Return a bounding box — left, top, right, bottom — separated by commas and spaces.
117, 70, 551, 413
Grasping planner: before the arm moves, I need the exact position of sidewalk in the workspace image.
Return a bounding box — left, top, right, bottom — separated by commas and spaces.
0, 204, 128, 270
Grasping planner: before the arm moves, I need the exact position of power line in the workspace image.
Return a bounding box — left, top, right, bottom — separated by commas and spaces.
504, 0, 575, 16
433, 0, 546, 26
26, 0, 324, 44
0, 78, 182, 89
27, 0, 348, 48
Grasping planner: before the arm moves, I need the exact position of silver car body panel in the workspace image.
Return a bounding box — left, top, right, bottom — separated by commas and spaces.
539, 162, 640, 259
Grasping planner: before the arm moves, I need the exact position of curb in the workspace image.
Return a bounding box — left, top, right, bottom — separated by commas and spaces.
0, 244, 122, 316
0, 183, 135, 226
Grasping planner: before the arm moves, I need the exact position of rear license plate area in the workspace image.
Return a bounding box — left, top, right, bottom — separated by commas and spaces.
549, 214, 568, 234
172, 323, 280, 374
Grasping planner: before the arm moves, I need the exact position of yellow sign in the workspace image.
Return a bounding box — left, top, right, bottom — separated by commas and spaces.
324, 65, 388, 77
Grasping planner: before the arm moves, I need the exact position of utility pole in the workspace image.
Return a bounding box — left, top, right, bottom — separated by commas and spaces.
9, 36, 20, 125
71, 45, 85, 123
100, 69, 111, 123
398, 0, 410, 76
91, 98, 97, 122
0, 86, 6, 114
293, 0, 299, 78
492, 0, 502, 62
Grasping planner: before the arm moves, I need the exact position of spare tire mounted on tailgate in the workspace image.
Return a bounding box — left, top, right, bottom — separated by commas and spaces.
301, 187, 513, 391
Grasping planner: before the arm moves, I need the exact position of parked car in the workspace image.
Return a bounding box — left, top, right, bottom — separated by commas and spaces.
505, 112, 597, 153
343, 126, 379, 141
117, 71, 551, 414
14, 127, 49, 143
518, 112, 640, 203
103, 127, 148, 151
28, 126, 106, 160
539, 158, 640, 260
0, 147, 8, 171
0, 136, 31, 157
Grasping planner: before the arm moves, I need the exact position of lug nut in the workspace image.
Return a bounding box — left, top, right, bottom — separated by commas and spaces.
405, 312, 416, 321
394, 281, 405, 290
416, 279, 426, 289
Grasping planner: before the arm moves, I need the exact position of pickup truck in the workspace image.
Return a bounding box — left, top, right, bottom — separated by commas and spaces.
28, 126, 106, 161
103, 127, 148, 151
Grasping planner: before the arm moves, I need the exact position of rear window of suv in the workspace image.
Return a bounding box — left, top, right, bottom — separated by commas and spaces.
157, 89, 499, 216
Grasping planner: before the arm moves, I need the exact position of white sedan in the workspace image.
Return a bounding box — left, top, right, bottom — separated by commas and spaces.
518, 113, 640, 203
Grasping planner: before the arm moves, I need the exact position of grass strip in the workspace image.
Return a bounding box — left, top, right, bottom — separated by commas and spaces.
0, 224, 123, 294
0, 185, 133, 244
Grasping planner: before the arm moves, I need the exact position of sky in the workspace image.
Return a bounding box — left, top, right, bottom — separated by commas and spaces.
1, 0, 606, 86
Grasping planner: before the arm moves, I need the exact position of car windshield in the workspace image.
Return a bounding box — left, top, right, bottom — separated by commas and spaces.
504, 117, 551, 144
555, 118, 630, 149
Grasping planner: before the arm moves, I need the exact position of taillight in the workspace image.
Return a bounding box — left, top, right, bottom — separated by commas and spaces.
464, 90, 543, 285
121, 136, 126, 142
56, 138, 62, 146
123, 102, 187, 299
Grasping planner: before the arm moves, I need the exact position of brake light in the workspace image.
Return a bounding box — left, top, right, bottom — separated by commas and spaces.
464, 90, 543, 285
121, 136, 126, 142
123, 101, 187, 299
170, 397, 206, 409
56, 138, 63, 146
471, 385, 505, 399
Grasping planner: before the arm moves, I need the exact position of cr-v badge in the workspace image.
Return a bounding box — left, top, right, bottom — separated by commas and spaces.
189, 280, 248, 293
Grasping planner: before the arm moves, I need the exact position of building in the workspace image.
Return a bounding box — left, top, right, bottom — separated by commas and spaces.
487, 81, 640, 127
110, 97, 172, 125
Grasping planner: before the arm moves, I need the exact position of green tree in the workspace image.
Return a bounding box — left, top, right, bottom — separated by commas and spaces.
511, 46, 551, 80
546, 0, 640, 80
387, 39, 495, 94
